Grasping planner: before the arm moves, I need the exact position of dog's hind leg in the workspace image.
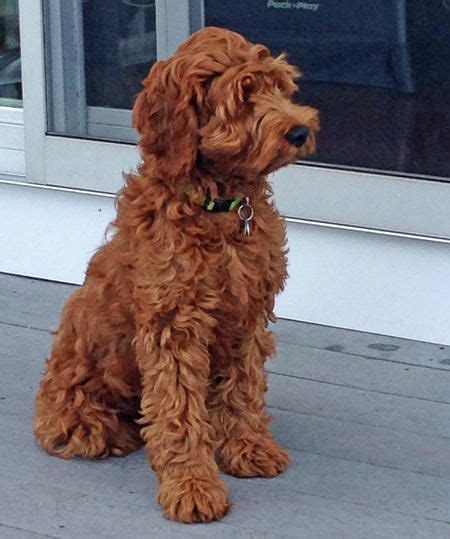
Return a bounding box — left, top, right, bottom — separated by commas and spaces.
34, 290, 143, 459
208, 319, 290, 477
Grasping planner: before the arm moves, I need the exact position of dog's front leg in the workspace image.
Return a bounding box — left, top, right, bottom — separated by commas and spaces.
209, 318, 290, 478
136, 305, 230, 523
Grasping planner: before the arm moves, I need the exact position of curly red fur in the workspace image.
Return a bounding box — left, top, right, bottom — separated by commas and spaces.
34, 27, 319, 523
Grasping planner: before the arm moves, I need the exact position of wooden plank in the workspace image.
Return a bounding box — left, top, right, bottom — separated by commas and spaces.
0, 524, 54, 538
267, 373, 450, 440
269, 341, 450, 403
0, 323, 50, 363
269, 405, 450, 480
272, 318, 450, 369
0, 273, 74, 331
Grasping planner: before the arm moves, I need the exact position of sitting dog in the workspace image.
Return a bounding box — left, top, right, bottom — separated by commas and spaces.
34, 26, 319, 523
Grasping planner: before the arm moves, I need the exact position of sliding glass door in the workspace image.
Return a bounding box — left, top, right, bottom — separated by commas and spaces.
12, 0, 450, 239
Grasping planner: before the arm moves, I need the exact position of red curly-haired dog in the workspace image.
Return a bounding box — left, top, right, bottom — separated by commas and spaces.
34, 27, 319, 523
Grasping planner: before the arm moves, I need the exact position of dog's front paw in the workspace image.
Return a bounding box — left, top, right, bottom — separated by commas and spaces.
218, 434, 290, 478
158, 472, 231, 523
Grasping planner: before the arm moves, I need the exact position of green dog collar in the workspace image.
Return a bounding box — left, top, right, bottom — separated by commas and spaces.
184, 187, 244, 213
199, 193, 244, 212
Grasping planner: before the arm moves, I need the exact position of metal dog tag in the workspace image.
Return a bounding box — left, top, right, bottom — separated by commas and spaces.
238, 197, 254, 236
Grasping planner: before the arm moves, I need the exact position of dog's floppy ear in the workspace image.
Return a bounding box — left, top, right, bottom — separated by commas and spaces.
132, 56, 202, 182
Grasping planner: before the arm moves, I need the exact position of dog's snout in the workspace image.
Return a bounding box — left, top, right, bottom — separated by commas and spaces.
285, 126, 310, 147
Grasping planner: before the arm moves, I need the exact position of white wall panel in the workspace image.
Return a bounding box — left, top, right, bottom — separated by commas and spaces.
277, 222, 450, 345
0, 182, 114, 284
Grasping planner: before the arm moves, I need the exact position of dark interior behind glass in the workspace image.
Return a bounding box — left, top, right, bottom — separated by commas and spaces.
205, 0, 450, 181
83, 0, 156, 110
0, 0, 21, 103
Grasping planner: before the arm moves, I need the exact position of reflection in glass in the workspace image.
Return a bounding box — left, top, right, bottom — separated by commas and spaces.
0, 0, 21, 106
205, 0, 450, 181
83, 0, 157, 110
44, 0, 156, 141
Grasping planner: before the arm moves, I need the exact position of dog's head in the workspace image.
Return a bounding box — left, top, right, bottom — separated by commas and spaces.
133, 26, 319, 182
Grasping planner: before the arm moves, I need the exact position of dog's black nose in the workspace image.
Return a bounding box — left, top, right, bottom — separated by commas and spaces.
285, 126, 309, 147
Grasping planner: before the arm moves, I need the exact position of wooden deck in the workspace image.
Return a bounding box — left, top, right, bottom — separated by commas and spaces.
1, 273, 449, 538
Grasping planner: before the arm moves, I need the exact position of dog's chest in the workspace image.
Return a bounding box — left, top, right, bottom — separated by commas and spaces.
207, 224, 283, 315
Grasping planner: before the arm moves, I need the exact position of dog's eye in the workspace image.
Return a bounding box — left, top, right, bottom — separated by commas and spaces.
240, 76, 254, 102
